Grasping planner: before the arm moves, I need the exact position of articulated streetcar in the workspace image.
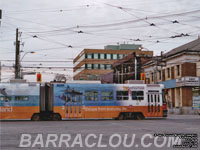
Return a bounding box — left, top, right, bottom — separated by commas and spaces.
0, 82, 167, 120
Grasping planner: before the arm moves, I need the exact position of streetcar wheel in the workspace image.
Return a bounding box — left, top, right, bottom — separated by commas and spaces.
135, 113, 145, 120
31, 114, 40, 121
118, 113, 125, 120
53, 114, 61, 121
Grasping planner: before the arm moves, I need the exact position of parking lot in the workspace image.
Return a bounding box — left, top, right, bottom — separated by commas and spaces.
0, 114, 200, 150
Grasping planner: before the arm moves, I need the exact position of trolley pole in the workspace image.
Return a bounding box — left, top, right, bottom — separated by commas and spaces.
15, 28, 20, 79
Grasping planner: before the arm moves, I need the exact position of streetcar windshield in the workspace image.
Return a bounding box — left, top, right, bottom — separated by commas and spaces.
162, 90, 167, 104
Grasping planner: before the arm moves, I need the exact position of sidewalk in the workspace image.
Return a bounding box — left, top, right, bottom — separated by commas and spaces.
168, 107, 200, 115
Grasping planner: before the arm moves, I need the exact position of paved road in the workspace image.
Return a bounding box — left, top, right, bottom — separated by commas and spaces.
0, 115, 200, 150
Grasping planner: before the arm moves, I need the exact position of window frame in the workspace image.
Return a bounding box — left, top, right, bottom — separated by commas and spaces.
106, 54, 111, 59
118, 54, 124, 59
0, 96, 12, 101
85, 91, 98, 101
132, 91, 144, 100
113, 54, 118, 60
100, 64, 105, 70
15, 96, 29, 101
101, 91, 113, 101
167, 68, 170, 78
176, 65, 180, 76
87, 53, 93, 59
93, 64, 99, 69
87, 64, 92, 69
100, 54, 105, 59
106, 64, 112, 70
94, 53, 99, 59
117, 91, 129, 100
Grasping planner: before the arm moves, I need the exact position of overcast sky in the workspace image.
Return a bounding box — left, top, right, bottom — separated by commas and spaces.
0, 0, 200, 81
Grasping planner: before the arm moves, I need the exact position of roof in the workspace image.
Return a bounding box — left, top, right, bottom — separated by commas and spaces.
164, 38, 200, 57
104, 44, 141, 50
113, 53, 135, 67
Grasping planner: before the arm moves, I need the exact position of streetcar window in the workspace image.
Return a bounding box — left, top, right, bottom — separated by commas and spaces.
162, 90, 167, 103
158, 95, 160, 103
154, 95, 157, 103
117, 91, 128, 100
85, 91, 98, 101
148, 95, 150, 103
0, 96, 4, 101
101, 91, 113, 100
0, 96, 12, 101
151, 95, 153, 102
15, 96, 28, 101
132, 91, 144, 100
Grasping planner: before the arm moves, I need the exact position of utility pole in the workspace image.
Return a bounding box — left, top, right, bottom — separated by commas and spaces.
0, 61, 1, 82
154, 56, 158, 84
135, 56, 137, 80
121, 64, 124, 84
0, 9, 2, 26
15, 28, 20, 79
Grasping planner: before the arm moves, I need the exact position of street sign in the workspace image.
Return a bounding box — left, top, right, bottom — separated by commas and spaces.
176, 77, 199, 87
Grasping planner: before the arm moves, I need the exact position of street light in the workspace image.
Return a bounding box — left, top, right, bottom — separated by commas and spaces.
19, 51, 35, 79
20, 51, 35, 62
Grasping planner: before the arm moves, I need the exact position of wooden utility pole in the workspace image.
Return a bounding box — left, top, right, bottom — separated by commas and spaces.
0, 9, 2, 26
15, 28, 20, 79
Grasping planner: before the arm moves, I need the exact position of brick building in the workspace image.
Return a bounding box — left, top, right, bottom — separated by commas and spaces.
143, 38, 200, 114
101, 52, 153, 83
73, 44, 153, 80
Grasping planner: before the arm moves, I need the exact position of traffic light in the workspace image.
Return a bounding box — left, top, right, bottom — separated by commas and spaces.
140, 73, 145, 80
37, 73, 42, 82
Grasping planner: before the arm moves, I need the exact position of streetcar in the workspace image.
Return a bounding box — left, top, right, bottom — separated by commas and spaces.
0, 82, 167, 120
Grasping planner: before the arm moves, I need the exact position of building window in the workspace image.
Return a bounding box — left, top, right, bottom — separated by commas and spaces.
100, 64, 105, 69
167, 68, 170, 78
118, 54, 124, 59
85, 91, 98, 101
106, 64, 112, 70
117, 91, 128, 100
94, 54, 99, 59
151, 72, 154, 82
162, 69, 165, 81
87, 53, 92, 59
106, 54, 111, 59
87, 64, 92, 69
159, 71, 161, 80
132, 91, 144, 100
176, 65, 180, 76
101, 91, 113, 100
100, 54, 105, 59
94, 64, 99, 69
113, 54, 118, 59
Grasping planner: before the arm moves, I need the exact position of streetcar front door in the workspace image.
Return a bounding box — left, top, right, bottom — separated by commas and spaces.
147, 92, 161, 117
